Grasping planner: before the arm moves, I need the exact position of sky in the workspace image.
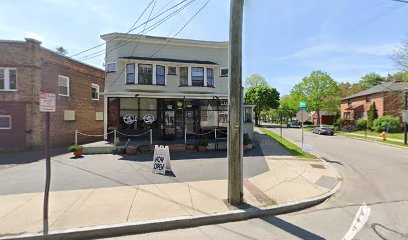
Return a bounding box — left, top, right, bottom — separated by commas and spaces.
1, 0, 407, 95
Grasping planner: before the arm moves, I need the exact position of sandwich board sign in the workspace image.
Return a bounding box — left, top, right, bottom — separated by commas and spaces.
152, 145, 171, 175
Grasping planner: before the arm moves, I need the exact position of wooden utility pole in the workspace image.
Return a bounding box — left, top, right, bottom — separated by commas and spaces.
228, 0, 244, 205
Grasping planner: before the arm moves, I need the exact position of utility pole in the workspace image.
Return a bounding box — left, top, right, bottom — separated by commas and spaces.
228, 0, 244, 205
404, 88, 408, 145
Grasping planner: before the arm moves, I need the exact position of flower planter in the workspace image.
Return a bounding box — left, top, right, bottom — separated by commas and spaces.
186, 144, 196, 151
74, 149, 83, 158
126, 146, 138, 155
197, 145, 207, 152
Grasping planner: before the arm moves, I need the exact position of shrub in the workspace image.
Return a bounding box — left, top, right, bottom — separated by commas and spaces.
373, 115, 401, 133
68, 145, 83, 152
196, 138, 208, 146
243, 133, 252, 145
355, 119, 367, 130
334, 118, 347, 128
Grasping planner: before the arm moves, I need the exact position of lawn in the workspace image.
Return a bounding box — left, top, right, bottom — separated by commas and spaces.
336, 132, 407, 148
261, 128, 318, 159
350, 130, 405, 140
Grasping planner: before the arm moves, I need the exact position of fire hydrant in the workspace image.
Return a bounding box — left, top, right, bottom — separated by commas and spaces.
380, 131, 387, 141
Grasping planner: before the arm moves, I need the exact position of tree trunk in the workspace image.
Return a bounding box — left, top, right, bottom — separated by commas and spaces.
317, 108, 321, 125
255, 111, 259, 126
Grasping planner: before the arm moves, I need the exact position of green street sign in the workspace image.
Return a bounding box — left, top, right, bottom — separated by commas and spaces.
299, 101, 307, 110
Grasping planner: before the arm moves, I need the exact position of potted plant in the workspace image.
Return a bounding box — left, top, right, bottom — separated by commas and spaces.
243, 133, 252, 151
68, 145, 84, 158
196, 138, 208, 152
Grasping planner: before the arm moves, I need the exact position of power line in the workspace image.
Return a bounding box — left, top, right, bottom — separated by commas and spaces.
390, 0, 408, 4
78, 0, 195, 61
69, 0, 189, 58
106, 0, 210, 90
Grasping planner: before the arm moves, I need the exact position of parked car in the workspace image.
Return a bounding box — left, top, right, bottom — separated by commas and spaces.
312, 125, 335, 135
287, 120, 300, 128
303, 120, 313, 125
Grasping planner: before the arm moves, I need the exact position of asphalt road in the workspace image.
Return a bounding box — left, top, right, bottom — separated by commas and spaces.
113, 125, 408, 240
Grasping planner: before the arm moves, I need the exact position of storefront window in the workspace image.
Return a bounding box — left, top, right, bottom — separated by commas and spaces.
119, 98, 138, 130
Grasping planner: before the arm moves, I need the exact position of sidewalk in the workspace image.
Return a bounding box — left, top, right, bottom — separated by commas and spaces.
0, 129, 341, 238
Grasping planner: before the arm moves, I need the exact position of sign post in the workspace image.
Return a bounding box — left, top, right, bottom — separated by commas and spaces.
297, 102, 308, 151
39, 91, 55, 235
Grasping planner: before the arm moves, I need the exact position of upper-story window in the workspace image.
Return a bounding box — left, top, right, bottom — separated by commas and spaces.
347, 99, 351, 106
344, 112, 351, 120
0, 68, 17, 91
156, 65, 165, 85
138, 64, 152, 84
207, 68, 214, 87
168, 66, 176, 75
126, 63, 135, 84
220, 68, 228, 77
179, 67, 188, 86
91, 83, 99, 100
191, 67, 204, 86
106, 62, 116, 73
0, 115, 11, 129
58, 75, 70, 96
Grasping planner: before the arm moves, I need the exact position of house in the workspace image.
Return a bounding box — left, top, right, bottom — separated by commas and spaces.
340, 79, 408, 121
0, 38, 105, 150
311, 111, 335, 125
101, 33, 241, 142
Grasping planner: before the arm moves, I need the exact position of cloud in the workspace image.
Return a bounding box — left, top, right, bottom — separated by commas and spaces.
91, 5, 105, 16
25, 32, 44, 42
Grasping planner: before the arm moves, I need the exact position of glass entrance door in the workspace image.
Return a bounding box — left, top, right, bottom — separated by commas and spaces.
164, 110, 175, 138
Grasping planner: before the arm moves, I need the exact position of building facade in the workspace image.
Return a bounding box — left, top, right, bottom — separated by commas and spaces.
101, 33, 231, 140
0, 38, 105, 150
340, 80, 408, 121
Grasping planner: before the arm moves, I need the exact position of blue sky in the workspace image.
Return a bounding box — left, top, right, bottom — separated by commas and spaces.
1, 0, 407, 95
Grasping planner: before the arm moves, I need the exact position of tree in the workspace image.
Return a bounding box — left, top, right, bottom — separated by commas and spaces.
367, 102, 378, 129
56, 46, 68, 55
391, 38, 408, 72
355, 73, 385, 89
244, 86, 280, 126
245, 74, 268, 88
291, 70, 339, 125
337, 82, 365, 99
389, 71, 408, 82
279, 95, 297, 120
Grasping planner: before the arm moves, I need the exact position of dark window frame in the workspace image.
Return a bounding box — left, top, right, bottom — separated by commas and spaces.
179, 66, 188, 86
126, 63, 135, 84
207, 68, 214, 87
191, 67, 204, 86
138, 64, 153, 85
168, 66, 177, 75
156, 65, 165, 85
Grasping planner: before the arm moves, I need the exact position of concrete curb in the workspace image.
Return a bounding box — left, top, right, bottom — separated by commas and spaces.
347, 136, 407, 150
3, 179, 342, 240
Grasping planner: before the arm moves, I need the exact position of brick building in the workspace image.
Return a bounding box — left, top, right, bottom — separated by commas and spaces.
340, 80, 408, 121
0, 38, 105, 150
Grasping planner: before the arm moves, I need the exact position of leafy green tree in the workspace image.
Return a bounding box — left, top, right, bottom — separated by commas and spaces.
355, 73, 385, 89
290, 70, 339, 125
337, 82, 365, 98
389, 71, 408, 82
367, 102, 378, 129
244, 86, 280, 126
279, 95, 297, 120
245, 74, 268, 88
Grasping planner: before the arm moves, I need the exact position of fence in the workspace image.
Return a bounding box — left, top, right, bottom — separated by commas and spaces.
74, 129, 153, 146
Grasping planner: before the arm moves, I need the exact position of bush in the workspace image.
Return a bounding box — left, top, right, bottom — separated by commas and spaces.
243, 133, 252, 145
373, 115, 401, 133
196, 138, 208, 146
334, 118, 347, 128
355, 119, 367, 130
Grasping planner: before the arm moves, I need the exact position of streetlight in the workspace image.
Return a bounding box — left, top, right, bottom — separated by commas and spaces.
404, 87, 408, 145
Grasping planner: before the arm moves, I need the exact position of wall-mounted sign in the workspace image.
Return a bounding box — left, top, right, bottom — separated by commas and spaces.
220, 100, 228, 106
177, 101, 183, 109
187, 104, 193, 108
40, 91, 56, 112
143, 114, 155, 124
152, 145, 171, 175
123, 114, 136, 124
166, 104, 173, 110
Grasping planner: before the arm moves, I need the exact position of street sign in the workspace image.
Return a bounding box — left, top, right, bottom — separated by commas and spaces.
402, 110, 408, 123
296, 110, 309, 122
40, 91, 56, 112
299, 101, 307, 110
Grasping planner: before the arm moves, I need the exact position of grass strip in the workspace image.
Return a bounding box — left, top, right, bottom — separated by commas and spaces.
336, 132, 407, 148
261, 128, 318, 159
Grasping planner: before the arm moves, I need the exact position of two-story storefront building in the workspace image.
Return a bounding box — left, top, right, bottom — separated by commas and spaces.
101, 33, 230, 140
